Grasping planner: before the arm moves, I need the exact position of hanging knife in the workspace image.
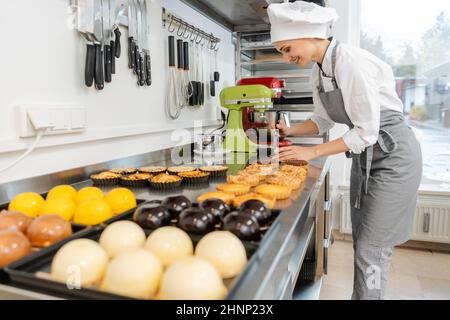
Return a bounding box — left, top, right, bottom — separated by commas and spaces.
113, 3, 126, 59
103, 0, 112, 83
134, 0, 143, 82
77, 0, 95, 87
128, 1, 136, 70
108, 0, 116, 74
141, 0, 151, 86
93, 0, 104, 90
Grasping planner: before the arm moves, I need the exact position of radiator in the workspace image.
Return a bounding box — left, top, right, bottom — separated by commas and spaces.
339, 191, 450, 244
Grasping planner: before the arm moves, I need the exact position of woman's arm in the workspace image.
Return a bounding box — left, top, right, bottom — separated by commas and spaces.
277, 119, 319, 136
277, 138, 349, 162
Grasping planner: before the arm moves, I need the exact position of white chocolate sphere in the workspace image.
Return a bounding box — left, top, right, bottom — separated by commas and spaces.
195, 231, 247, 279
99, 221, 146, 258
101, 249, 163, 299
145, 226, 193, 267
159, 256, 227, 300
51, 239, 108, 286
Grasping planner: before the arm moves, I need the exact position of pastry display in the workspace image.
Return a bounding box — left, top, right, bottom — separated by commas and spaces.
167, 166, 196, 175
226, 173, 259, 187
178, 170, 210, 184
8, 192, 45, 218
90, 172, 121, 186
197, 191, 235, 206
0, 229, 32, 267
46, 185, 77, 201
138, 166, 167, 174
159, 256, 227, 300
145, 226, 194, 268
281, 160, 309, 167
200, 199, 229, 224
280, 164, 308, 178
104, 188, 137, 215
75, 187, 104, 204
0, 210, 32, 233
40, 197, 76, 221
232, 193, 276, 209
109, 168, 137, 175
221, 211, 261, 241
99, 221, 146, 258
161, 196, 192, 219
120, 173, 152, 187
73, 199, 113, 226
199, 165, 228, 177
242, 163, 275, 180
216, 183, 250, 196
26, 214, 73, 248
101, 249, 163, 299
195, 231, 247, 279
239, 200, 271, 224
149, 173, 182, 190
255, 184, 291, 200
177, 207, 215, 235
266, 172, 303, 190
51, 239, 109, 286
133, 202, 172, 230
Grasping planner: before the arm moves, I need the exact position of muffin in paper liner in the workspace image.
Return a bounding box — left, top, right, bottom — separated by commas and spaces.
167, 166, 197, 175
178, 171, 210, 184
109, 167, 138, 174
138, 166, 167, 174
90, 172, 121, 186
199, 165, 228, 177
149, 173, 183, 190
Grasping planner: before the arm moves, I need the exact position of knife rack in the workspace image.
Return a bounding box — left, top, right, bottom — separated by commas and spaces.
162, 8, 221, 50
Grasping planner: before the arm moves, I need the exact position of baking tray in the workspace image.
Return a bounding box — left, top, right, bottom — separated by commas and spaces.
4, 204, 281, 300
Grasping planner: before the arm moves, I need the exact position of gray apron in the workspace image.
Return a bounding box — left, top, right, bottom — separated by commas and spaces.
317, 41, 422, 247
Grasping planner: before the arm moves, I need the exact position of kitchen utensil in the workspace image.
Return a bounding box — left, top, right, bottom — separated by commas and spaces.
166, 36, 181, 119
102, 0, 112, 83
108, 0, 116, 74
93, 0, 104, 90
113, 4, 126, 58
127, 1, 136, 70
209, 41, 215, 97
140, 0, 151, 86
213, 45, 220, 82
135, 0, 145, 86
77, 0, 96, 87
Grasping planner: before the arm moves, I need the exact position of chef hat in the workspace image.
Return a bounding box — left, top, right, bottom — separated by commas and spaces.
267, 1, 339, 43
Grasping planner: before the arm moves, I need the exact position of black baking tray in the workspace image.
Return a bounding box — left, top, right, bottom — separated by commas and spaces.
4, 224, 262, 300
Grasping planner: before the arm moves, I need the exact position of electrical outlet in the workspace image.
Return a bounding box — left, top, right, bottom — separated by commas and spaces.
15, 105, 87, 138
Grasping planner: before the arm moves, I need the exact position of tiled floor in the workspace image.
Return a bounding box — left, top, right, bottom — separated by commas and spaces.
319, 240, 450, 300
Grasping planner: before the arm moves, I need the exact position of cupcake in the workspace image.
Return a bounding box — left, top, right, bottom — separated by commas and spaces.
109, 168, 138, 175
167, 166, 197, 175
120, 173, 153, 187
90, 171, 121, 186
150, 173, 182, 190
199, 165, 228, 178
139, 166, 167, 174
178, 171, 210, 184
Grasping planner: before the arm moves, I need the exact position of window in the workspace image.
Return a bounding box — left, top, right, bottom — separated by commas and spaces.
361, 0, 450, 191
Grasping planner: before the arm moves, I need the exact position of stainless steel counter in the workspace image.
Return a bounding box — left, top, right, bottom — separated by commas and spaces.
0, 148, 331, 300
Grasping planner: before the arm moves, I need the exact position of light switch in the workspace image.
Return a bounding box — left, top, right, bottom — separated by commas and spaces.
71, 108, 87, 129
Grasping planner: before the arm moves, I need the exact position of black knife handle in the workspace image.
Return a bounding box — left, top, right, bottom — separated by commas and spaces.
114, 28, 121, 58
139, 54, 145, 86
183, 42, 189, 71
85, 43, 95, 87
134, 45, 140, 75
214, 71, 220, 82
200, 82, 205, 105
110, 40, 116, 74
189, 81, 195, 106
128, 37, 135, 69
168, 36, 175, 67
210, 80, 215, 97
94, 43, 104, 90
105, 44, 112, 83
145, 53, 151, 86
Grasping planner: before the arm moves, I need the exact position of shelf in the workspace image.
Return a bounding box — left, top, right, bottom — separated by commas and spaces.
240, 45, 275, 51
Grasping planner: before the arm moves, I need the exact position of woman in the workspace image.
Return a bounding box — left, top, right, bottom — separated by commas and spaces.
267, 1, 422, 300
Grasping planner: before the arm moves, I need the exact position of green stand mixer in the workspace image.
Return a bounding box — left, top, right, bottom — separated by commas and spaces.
219, 85, 276, 153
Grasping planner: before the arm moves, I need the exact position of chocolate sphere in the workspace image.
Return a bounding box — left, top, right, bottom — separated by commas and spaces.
0, 210, 32, 233
27, 214, 73, 248
0, 229, 32, 267
177, 207, 215, 235
239, 200, 271, 224
133, 203, 171, 230
221, 211, 261, 241
200, 199, 229, 224
162, 196, 192, 219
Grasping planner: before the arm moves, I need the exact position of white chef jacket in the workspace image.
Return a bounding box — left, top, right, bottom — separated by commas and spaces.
309, 38, 404, 154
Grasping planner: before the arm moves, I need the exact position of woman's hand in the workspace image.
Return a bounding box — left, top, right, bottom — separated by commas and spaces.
276, 123, 291, 137
275, 145, 318, 162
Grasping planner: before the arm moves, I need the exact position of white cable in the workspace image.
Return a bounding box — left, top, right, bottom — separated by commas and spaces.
0, 129, 47, 174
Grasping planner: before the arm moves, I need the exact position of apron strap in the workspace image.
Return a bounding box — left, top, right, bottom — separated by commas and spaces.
317, 39, 340, 91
